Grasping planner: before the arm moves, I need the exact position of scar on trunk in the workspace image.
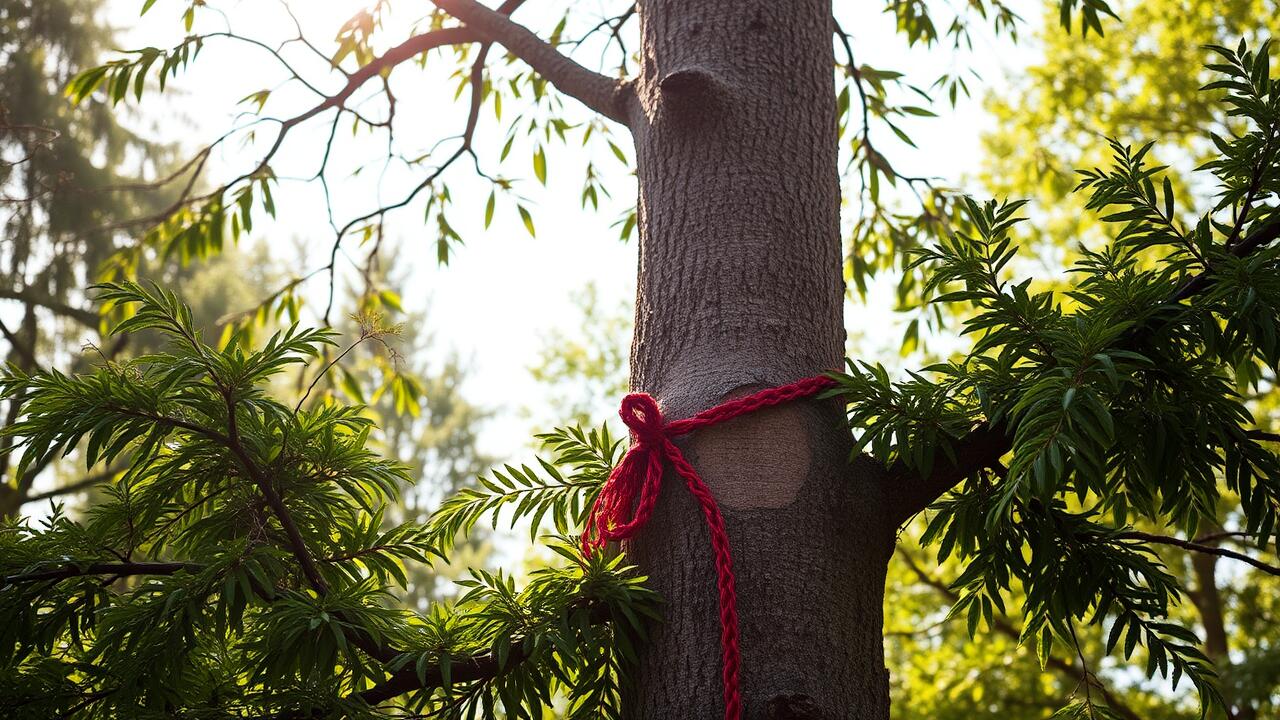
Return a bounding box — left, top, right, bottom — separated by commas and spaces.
766, 694, 825, 719
690, 386, 811, 509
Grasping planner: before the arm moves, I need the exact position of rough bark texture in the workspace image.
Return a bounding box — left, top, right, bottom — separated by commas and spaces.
623, 1, 896, 717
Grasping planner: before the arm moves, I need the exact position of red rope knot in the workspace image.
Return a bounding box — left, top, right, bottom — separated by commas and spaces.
619, 392, 665, 443
581, 374, 838, 720
581, 393, 669, 551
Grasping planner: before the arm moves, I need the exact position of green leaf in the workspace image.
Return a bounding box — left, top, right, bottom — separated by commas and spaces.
607, 140, 627, 164
517, 205, 536, 238
533, 146, 547, 185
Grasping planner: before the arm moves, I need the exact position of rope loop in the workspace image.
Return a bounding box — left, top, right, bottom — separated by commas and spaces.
618, 392, 665, 442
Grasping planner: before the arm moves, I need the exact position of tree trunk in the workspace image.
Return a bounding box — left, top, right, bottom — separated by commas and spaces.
625, 1, 896, 717
1190, 545, 1256, 720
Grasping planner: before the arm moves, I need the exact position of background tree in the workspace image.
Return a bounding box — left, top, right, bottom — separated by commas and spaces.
0, 0, 187, 515
2, 2, 1280, 720
983, 0, 1279, 255
527, 282, 630, 428
0, 0, 491, 572
344, 303, 494, 612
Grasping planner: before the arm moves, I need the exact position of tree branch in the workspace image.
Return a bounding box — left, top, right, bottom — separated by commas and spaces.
107, 401, 334, 596
356, 599, 611, 707
358, 649, 513, 706
887, 217, 1280, 520
1116, 531, 1280, 577
433, 0, 633, 125
0, 287, 98, 328
885, 423, 1009, 526
221, 389, 330, 595
110, 407, 231, 446
1171, 217, 1280, 303
21, 467, 121, 505
218, 390, 422, 670
93, 26, 483, 241
0, 317, 36, 366
292, 27, 479, 131
2, 561, 197, 586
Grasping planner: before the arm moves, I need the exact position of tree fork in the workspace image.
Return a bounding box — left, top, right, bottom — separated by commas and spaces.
625, 1, 896, 716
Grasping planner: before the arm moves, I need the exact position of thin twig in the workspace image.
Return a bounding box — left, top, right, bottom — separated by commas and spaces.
1116, 531, 1280, 577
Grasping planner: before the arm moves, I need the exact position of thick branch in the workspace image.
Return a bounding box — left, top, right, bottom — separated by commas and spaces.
358, 649, 514, 706
884, 423, 1009, 526
1172, 217, 1280, 302
433, 0, 633, 124
3, 561, 197, 585
888, 217, 1280, 520
293, 28, 479, 130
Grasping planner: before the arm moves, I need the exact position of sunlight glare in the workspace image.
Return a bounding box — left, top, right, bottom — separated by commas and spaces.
302, 0, 381, 28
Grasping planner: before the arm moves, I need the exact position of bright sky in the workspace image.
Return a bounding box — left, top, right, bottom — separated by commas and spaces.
106, 0, 1041, 464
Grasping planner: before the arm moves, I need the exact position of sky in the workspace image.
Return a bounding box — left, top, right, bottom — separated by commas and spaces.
104, 0, 1042, 464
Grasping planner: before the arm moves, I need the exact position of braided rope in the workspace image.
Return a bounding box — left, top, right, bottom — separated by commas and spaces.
582, 374, 837, 720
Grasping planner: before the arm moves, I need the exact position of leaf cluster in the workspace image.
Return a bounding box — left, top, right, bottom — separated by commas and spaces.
835, 38, 1280, 716
0, 282, 652, 718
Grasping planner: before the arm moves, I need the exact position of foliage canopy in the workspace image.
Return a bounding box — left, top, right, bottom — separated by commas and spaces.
2, 1, 1280, 719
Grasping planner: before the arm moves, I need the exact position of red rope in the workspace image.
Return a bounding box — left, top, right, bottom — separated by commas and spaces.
582, 374, 837, 720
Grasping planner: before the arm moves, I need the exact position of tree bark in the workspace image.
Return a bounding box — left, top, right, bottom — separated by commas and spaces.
1189, 541, 1257, 720
625, 1, 896, 717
